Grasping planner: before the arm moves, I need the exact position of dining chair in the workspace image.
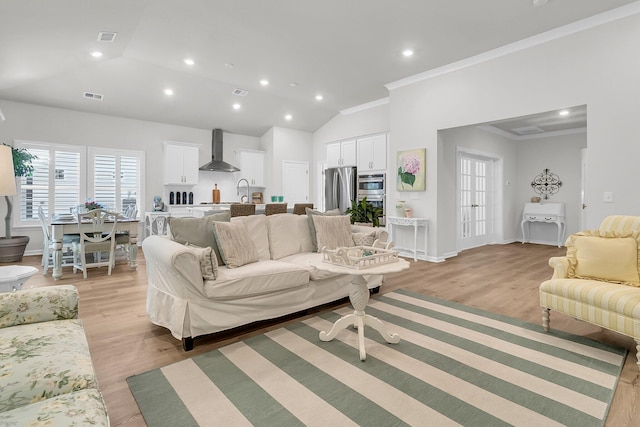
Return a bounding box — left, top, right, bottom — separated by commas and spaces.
72, 209, 119, 279
115, 205, 138, 256
292, 203, 314, 215
230, 203, 256, 217
265, 203, 287, 216
38, 205, 78, 275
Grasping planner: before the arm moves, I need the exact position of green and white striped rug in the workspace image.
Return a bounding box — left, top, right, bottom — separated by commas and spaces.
127, 290, 626, 426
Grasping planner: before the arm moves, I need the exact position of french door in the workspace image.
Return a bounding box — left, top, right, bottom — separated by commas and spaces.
459, 155, 490, 250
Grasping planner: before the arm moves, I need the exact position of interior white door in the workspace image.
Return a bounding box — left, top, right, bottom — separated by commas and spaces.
459, 155, 490, 250
580, 147, 587, 230
282, 161, 309, 203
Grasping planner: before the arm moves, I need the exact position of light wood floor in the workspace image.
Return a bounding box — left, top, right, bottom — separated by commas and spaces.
14, 243, 640, 426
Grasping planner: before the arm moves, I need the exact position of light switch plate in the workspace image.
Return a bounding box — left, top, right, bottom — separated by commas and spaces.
604, 192, 614, 203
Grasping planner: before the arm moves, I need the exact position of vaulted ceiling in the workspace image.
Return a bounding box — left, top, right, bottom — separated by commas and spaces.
0, 1, 636, 136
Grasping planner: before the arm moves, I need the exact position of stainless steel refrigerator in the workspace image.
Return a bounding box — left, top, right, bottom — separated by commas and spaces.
324, 166, 357, 212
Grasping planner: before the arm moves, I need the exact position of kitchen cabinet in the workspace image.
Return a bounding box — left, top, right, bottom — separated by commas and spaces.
326, 140, 356, 167
163, 142, 200, 185
357, 134, 387, 172
236, 149, 265, 187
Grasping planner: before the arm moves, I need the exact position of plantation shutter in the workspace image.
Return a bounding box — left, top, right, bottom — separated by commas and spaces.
88, 148, 143, 215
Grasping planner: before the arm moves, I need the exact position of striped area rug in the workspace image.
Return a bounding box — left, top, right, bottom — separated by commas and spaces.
127, 290, 626, 426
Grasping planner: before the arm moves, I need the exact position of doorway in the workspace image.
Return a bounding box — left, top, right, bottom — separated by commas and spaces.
457, 150, 500, 251
282, 161, 309, 203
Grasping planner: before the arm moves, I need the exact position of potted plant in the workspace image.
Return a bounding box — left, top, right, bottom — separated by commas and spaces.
0, 144, 37, 262
345, 197, 383, 227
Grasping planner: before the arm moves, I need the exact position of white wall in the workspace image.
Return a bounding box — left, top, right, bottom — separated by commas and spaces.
388, 12, 640, 259
0, 100, 259, 253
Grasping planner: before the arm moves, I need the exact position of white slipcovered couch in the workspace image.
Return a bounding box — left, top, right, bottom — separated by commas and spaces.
142, 212, 388, 350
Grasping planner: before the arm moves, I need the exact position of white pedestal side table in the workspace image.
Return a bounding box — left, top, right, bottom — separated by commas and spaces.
310, 258, 410, 361
0, 265, 38, 293
386, 216, 428, 261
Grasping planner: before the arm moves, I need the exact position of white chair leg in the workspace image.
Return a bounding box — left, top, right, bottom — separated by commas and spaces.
42, 243, 50, 275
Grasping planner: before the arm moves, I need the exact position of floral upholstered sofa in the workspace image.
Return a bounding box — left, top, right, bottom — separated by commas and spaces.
0, 285, 109, 426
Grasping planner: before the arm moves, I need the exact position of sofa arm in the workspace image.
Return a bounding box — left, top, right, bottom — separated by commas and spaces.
548, 256, 570, 279
351, 224, 388, 243
0, 285, 79, 329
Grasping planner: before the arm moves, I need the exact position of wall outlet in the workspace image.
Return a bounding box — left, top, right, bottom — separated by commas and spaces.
603, 192, 614, 203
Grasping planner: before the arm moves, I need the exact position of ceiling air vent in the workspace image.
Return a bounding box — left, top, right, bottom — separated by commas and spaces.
232, 88, 248, 97
97, 31, 117, 42
83, 92, 104, 101
512, 125, 544, 135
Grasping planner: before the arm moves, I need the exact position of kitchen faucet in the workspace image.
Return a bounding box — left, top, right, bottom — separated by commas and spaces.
236, 178, 250, 204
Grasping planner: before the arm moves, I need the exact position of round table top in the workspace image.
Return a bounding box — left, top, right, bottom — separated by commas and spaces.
310, 258, 410, 276
0, 265, 39, 284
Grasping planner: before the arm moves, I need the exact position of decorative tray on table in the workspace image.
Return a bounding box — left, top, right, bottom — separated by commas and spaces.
321, 245, 399, 270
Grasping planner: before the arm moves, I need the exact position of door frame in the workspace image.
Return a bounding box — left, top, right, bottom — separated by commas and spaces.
282, 160, 309, 203
456, 147, 504, 252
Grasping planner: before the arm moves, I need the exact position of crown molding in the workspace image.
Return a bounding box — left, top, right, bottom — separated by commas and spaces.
478, 124, 587, 141
340, 97, 389, 115
386, 1, 640, 91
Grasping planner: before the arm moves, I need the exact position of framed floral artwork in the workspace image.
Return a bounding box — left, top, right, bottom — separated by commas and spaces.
397, 148, 426, 191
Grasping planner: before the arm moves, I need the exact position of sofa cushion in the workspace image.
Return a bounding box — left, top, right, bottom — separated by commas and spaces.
0, 319, 98, 412
306, 208, 341, 251
213, 221, 259, 268
169, 212, 230, 265
186, 244, 218, 280
565, 230, 640, 286
231, 214, 270, 260
0, 389, 109, 427
312, 215, 354, 252
279, 252, 342, 281
267, 214, 314, 260
204, 260, 310, 299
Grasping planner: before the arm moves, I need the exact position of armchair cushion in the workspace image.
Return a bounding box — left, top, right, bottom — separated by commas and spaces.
565, 230, 640, 286
0, 285, 78, 329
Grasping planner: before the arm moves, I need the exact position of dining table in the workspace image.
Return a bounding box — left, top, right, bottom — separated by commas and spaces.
50, 214, 139, 280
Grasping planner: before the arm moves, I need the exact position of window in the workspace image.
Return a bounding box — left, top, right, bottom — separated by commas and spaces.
15, 141, 86, 225
15, 141, 144, 227
88, 148, 144, 218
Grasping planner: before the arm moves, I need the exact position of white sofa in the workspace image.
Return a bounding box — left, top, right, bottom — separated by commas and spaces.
142, 212, 388, 350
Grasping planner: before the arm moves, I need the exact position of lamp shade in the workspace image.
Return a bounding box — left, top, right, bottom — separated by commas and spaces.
0, 145, 17, 196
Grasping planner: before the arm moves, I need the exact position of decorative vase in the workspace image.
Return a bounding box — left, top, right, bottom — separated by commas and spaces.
395, 200, 406, 217
405, 208, 414, 218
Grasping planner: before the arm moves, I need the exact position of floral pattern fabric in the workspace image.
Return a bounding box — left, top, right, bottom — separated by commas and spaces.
0, 285, 78, 329
0, 388, 109, 427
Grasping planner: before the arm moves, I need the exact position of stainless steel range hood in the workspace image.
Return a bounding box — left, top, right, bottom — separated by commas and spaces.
199, 129, 240, 172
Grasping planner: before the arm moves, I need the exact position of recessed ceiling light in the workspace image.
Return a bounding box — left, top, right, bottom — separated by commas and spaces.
402, 49, 414, 57
559, 110, 570, 116
315, 94, 323, 101
164, 88, 174, 96
233, 103, 241, 110
290, 82, 298, 87
184, 58, 195, 66
284, 114, 292, 121
260, 79, 269, 86
532, 0, 549, 7
90, 51, 103, 58
225, 63, 235, 69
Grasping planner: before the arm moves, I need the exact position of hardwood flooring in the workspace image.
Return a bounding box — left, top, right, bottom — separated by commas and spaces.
14, 243, 640, 426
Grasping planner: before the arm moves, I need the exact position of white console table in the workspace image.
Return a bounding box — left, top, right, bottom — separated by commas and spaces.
521, 202, 566, 247
386, 216, 428, 261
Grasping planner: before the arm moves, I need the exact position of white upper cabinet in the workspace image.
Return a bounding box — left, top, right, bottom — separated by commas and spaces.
236, 149, 265, 187
163, 142, 200, 185
357, 134, 387, 172
326, 140, 356, 168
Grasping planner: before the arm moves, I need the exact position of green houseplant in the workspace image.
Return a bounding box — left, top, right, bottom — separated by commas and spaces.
0, 144, 37, 262
345, 197, 383, 227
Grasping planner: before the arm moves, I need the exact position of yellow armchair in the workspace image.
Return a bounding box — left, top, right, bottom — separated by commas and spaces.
540, 215, 640, 371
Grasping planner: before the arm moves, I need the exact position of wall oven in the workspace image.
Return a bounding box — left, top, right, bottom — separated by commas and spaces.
357, 173, 386, 224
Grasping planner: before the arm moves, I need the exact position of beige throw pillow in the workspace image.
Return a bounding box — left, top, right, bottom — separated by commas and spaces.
212, 221, 259, 268
186, 244, 218, 280
306, 207, 342, 251
566, 230, 640, 286
311, 215, 354, 252
352, 231, 376, 246
169, 212, 230, 265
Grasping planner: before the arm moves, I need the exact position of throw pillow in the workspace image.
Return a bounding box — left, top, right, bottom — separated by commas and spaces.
212, 221, 259, 268
186, 244, 218, 280
169, 212, 230, 265
311, 215, 354, 252
352, 231, 376, 247
306, 207, 342, 251
566, 230, 640, 286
